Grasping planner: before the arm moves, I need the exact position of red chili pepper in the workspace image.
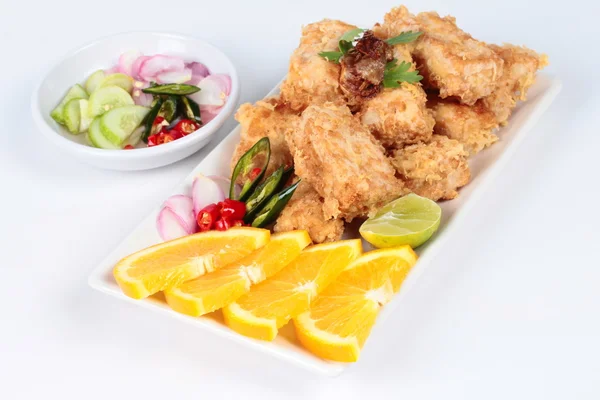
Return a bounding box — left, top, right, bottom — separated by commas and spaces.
169, 129, 184, 140
162, 134, 174, 144
249, 167, 262, 181
123, 144, 134, 150
220, 198, 246, 220
174, 119, 200, 136
231, 219, 245, 227
196, 203, 220, 231
147, 134, 160, 147
214, 217, 232, 231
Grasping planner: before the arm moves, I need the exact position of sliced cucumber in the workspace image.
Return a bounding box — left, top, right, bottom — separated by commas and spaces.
98, 73, 134, 93
63, 99, 81, 134
88, 85, 134, 117
78, 99, 93, 133
99, 105, 150, 146
125, 126, 145, 147
85, 70, 105, 94
50, 84, 88, 125
88, 117, 119, 149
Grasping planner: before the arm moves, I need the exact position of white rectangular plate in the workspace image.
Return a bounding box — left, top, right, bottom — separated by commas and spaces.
89, 75, 562, 377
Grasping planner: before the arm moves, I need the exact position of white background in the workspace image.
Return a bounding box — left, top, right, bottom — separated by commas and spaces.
1, 0, 599, 398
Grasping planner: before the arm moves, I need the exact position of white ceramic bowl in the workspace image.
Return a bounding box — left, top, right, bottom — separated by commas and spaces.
31, 32, 240, 171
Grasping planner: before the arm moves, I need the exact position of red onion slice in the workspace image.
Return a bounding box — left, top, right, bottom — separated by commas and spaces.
191, 175, 225, 216
156, 207, 190, 241
131, 56, 150, 81
163, 194, 195, 234
139, 55, 185, 82
156, 68, 192, 84
186, 62, 210, 83
118, 50, 142, 76
189, 74, 231, 106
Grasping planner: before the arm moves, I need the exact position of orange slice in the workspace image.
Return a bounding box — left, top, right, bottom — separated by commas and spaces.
294, 245, 417, 362
113, 227, 270, 299
164, 230, 312, 317
222, 239, 362, 341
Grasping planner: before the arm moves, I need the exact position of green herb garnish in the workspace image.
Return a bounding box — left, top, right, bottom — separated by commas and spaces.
383, 59, 423, 87
317, 28, 424, 87
339, 28, 365, 42
385, 31, 423, 45
318, 51, 343, 63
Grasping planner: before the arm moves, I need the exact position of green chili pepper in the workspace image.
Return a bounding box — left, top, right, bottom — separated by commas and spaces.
244, 166, 285, 223
251, 180, 300, 228
181, 96, 202, 123
142, 83, 200, 96
158, 96, 178, 122
230, 137, 271, 201
142, 97, 163, 142
278, 166, 295, 191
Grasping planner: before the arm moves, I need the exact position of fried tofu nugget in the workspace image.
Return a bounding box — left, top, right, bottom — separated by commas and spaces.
360, 83, 435, 149
413, 11, 504, 105
391, 135, 470, 201
287, 102, 405, 220
360, 8, 435, 149
231, 96, 298, 176
483, 44, 548, 124
428, 98, 499, 156
274, 180, 344, 243
280, 19, 357, 112
373, 5, 421, 51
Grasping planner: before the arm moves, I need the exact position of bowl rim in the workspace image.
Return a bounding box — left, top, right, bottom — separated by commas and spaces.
30, 31, 240, 161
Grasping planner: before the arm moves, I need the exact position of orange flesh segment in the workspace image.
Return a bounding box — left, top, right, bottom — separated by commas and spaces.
113, 227, 270, 299
294, 245, 417, 362
164, 231, 311, 316
222, 239, 363, 341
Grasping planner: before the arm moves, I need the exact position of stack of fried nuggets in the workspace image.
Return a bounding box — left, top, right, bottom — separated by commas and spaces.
232, 5, 547, 243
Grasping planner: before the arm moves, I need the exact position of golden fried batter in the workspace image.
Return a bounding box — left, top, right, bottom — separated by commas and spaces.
231, 96, 298, 176
483, 44, 548, 124
274, 180, 344, 243
280, 19, 357, 112
391, 135, 470, 201
360, 83, 434, 149
287, 102, 405, 220
428, 97, 498, 156
413, 11, 504, 105
373, 6, 421, 52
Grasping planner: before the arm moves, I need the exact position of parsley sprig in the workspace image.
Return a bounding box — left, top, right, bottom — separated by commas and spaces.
318, 29, 423, 87
383, 59, 423, 87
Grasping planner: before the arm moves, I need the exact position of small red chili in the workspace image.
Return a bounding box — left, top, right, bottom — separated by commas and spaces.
169, 129, 184, 140
174, 119, 200, 136
162, 134, 174, 144
196, 203, 220, 231
123, 144, 134, 150
249, 167, 262, 181
231, 219, 245, 227
147, 134, 160, 147
214, 217, 232, 231
151, 116, 167, 135
220, 198, 246, 220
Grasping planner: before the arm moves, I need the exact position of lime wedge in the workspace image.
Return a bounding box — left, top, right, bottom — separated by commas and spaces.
359, 193, 442, 249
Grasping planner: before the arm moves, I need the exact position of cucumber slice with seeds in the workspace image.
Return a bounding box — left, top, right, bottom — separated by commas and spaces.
63, 99, 82, 134
85, 70, 105, 94
99, 105, 150, 146
88, 117, 119, 149
98, 73, 134, 93
88, 85, 134, 117
78, 99, 93, 133
50, 84, 88, 125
